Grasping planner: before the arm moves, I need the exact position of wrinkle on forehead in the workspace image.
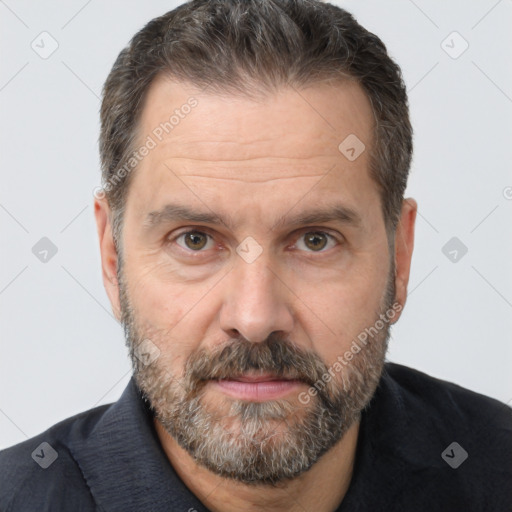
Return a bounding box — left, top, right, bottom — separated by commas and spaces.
158, 157, 343, 184
171, 173, 329, 184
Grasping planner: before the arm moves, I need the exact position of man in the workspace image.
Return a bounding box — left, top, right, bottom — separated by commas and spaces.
1, 1, 510, 510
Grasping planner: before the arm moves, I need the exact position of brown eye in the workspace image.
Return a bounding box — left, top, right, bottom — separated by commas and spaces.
304, 232, 328, 251
296, 231, 337, 252
176, 231, 212, 251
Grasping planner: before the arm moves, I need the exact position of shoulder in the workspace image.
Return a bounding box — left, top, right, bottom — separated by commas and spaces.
382, 363, 512, 505
0, 403, 111, 511
383, 362, 512, 430
369, 363, 512, 509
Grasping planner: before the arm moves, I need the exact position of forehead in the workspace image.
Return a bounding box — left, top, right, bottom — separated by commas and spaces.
137, 74, 374, 163
125, 74, 379, 231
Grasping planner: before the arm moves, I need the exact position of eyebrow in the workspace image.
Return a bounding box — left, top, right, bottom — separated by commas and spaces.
143, 202, 363, 232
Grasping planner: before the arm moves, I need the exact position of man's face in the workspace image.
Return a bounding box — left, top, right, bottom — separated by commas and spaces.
106, 76, 401, 483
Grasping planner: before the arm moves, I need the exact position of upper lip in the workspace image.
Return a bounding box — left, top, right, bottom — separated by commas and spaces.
225, 373, 292, 383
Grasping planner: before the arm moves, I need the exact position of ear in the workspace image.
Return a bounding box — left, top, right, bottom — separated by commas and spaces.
393, 198, 417, 319
94, 196, 121, 322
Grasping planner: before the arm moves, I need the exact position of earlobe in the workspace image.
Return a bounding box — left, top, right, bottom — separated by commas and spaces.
94, 197, 121, 321
393, 198, 417, 314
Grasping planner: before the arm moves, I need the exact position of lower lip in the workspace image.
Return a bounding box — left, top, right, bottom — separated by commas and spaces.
211, 379, 303, 401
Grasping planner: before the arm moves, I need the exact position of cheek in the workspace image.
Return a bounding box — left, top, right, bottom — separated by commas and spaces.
124, 254, 190, 321
296, 262, 388, 364
126, 283, 202, 376
123, 259, 219, 357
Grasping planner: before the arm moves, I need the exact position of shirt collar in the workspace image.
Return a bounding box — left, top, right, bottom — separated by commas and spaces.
69, 377, 210, 512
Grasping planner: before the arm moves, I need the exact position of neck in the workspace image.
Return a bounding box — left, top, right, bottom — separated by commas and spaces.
154, 418, 360, 512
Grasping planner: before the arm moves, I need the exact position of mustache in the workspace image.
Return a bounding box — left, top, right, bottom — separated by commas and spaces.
184, 334, 330, 390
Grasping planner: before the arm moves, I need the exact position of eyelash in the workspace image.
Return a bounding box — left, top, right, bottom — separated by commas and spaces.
167, 228, 342, 256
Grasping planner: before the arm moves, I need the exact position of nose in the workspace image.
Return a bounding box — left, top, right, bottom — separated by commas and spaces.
219, 254, 294, 343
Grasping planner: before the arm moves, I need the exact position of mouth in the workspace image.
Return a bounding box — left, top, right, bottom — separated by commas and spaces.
209, 372, 304, 401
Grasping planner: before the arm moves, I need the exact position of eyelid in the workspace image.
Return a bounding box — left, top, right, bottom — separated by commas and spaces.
167, 226, 215, 241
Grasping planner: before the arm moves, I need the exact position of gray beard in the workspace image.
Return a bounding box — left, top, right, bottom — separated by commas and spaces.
118, 258, 394, 485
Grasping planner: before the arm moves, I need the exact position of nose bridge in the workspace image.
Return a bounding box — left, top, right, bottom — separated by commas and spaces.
220, 249, 293, 343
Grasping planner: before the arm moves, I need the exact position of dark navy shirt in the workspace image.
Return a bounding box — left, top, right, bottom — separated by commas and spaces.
1, 363, 511, 511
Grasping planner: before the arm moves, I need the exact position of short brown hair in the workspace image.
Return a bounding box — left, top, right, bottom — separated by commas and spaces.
99, 0, 413, 245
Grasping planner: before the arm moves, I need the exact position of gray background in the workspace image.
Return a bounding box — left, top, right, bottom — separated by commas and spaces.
1, 0, 511, 449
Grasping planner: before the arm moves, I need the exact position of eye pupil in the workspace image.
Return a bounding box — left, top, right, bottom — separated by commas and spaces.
305, 232, 327, 251
185, 231, 207, 250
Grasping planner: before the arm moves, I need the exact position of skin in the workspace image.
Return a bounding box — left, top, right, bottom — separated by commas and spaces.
95, 74, 417, 512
